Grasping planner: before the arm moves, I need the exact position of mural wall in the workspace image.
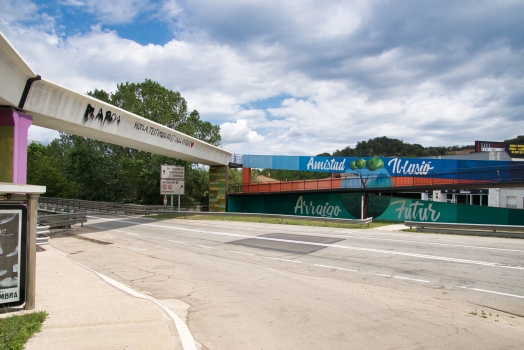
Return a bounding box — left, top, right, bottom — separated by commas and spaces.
228, 192, 524, 225
242, 155, 524, 190
209, 166, 228, 212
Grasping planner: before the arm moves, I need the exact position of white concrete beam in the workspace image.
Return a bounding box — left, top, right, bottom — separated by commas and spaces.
0, 31, 231, 166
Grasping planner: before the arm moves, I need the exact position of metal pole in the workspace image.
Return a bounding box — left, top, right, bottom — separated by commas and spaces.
178, 195, 180, 211
171, 195, 173, 208
25, 194, 39, 310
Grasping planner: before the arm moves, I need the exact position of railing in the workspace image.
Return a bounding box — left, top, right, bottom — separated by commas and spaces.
404, 221, 524, 238
36, 225, 50, 245
229, 154, 243, 166
230, 163, 524, 194
37, 212, 88, 228
38, 197, 194, 215
145, 211, 373, 227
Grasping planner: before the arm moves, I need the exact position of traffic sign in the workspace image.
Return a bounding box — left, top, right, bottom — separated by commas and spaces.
160, 179, 184, 195
161, 165, 184, 179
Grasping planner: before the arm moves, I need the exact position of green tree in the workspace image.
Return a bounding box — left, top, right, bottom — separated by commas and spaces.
26, 142, 76, 198
47, 79, 221, 205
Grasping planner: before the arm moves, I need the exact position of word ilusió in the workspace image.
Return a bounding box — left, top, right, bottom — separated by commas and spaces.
391, 200, 441, 221
387, 158, 435, 175
134, 122, 194, 148
293, 196, 342, 217
83, 104, 120, 125
306, 157, 346, 171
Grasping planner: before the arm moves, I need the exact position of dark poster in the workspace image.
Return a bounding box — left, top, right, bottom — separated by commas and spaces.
0, 205, 27, 307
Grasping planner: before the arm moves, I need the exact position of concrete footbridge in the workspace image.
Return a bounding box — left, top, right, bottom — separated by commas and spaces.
0, 32, 231, 167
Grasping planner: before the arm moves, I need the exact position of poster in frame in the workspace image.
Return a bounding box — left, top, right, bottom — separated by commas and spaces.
0, 204, 27, 307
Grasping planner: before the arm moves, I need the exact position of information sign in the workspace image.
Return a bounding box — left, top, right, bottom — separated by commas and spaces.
161, 179, 185, 195
0, 204, 27, 307
161, 165, 184, 179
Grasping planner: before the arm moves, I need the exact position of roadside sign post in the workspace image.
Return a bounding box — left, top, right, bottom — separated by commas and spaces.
161, 165, 185, 209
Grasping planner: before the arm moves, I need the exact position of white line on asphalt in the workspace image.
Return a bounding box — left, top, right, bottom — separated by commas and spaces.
87, 218, 524, 270
229, 250, 255, 256
375, 273, 430, 283
49, 246, 198, 350
196, 245, 213, 248
266, 257, 303, 263
166, 220, 523, 254
375, 273, 391, 277
168, 240, 186, 244
314, 264, 357, 272
91, 225, 140, 236
337, 234, 524, 253
455, 286, 524, 299
392, 276, 430, 283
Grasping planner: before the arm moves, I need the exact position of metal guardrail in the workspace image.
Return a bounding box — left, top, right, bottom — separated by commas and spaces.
39, 197, 180, 215
404, 221, 524, 238
36, 225, 50, 245
37, 212, 88, 228
146, 211, 373, 227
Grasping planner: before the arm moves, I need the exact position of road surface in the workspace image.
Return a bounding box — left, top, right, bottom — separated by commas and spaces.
50, 214, 524, 349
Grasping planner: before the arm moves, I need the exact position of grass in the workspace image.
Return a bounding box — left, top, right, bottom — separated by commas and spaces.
147, 213, 400, 229
0, 311, 47, 350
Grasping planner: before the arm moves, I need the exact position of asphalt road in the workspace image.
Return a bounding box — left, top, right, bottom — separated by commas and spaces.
50, 214, 524, 349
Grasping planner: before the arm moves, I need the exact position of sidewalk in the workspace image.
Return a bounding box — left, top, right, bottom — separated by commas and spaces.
20, 246, 179, 349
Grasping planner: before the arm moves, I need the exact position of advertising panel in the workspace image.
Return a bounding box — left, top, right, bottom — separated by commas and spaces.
475, 140, 524, 158
0, 204, 27, 307
475, 141, 506, 152
506, 143, 524, 158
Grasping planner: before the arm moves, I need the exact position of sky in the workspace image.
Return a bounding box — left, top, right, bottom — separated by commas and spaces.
1, 0, 523, 156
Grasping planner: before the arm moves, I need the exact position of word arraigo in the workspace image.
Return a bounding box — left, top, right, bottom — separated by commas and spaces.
391, 200, 441, 221
293, 196, 342, 217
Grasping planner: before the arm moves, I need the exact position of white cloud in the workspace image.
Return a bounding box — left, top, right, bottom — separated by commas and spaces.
28, 126, 60, 145
1, 0, 524, 158
220, 120, 264, 144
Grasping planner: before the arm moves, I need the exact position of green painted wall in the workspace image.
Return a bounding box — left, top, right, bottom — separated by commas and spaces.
0, 126, 14, 183
228, 192, 524, 225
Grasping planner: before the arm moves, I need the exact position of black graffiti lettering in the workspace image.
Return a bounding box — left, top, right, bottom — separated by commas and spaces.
103, 111, 111, 124
83, 104, 121, 126
95, 108, 104, 121
83, 104, 95, 123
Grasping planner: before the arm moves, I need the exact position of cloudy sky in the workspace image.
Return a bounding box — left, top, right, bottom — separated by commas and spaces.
1, 0, 523, 156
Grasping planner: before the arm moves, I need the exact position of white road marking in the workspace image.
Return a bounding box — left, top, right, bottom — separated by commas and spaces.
314, 264, 357, 272
375, 273, 391, 277
91, 225, 140, 235
196, 245, 213, 248
375, 273, 430, 283
87, 217, 524, 270
455, 286, 524, 299
49, 246, 198, 350
391, 276, 430, 283
168, 240, 186, 244
266, 257, 302, 263
338, 234, 524, 253
229, 250, 255, 256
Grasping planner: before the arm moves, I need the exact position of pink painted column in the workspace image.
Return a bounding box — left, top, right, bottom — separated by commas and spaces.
0, 108, 33, 184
